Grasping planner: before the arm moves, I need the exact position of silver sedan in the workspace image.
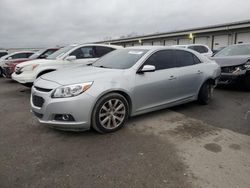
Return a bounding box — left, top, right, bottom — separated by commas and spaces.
31, 46, 221, 133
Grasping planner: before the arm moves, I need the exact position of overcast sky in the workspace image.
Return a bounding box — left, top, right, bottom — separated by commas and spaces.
0, 0, 250, 48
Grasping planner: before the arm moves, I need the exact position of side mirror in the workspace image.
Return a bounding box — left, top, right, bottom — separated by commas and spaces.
138, 65, 156, 73
7, 57, 12, 60
65, 55, 76, 61
39, 54, 47, 59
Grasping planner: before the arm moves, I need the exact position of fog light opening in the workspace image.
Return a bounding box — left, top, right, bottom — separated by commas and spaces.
54, 114, 75, 122
62, 114, 70, 121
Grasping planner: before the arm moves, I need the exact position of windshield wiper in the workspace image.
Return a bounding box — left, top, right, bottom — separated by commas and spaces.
94, 65, 112, 69
87, 62, 93, 66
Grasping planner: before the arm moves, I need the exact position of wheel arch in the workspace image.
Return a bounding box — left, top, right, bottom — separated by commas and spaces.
36, 69, 56, 78
93, 89, 133, 116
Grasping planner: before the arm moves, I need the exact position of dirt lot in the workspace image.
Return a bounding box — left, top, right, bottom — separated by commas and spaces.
0, 78, 250, 188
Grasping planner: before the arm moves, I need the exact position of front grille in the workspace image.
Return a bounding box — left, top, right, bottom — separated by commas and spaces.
221, 65, 245, 73
34, 86, 52, 92
33, 111, 43, 119
32, 95, 45, 108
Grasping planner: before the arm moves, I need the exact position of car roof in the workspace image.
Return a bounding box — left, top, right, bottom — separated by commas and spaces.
67, 43, 123, 49
126, 45, 194, 51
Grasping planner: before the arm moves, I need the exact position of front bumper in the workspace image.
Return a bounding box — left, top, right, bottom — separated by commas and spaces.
218, 72, 246, 84
31, 86, 96, 131
2, 67, 14, 78
12, 72, 35, 84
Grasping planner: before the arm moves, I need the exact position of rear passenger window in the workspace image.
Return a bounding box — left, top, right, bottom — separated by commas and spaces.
26, 53, 33, 58
70, 47, 94, 59
175, 50, 196, 67
144, 50, 176, 70
193, 55, 201, 64
95, 46, 114, 58
11, 53, 29, 59
188, 45, 208, 53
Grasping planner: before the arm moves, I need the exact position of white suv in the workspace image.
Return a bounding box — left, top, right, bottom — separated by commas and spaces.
173, 44, 213, 57
12, 44, 122, 86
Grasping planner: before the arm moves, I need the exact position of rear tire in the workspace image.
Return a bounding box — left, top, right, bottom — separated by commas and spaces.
198, 81, 214, 105
92, 93, 129, 133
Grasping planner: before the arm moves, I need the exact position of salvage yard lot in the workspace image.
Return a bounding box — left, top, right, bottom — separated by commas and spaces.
0, 78, 250, 188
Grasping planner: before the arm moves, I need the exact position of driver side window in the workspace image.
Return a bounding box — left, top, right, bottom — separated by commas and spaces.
69, 47, 94, 59
144, 50, 176, 70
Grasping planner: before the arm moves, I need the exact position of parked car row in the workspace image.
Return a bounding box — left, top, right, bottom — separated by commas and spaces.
0, 51, 34, 76
2, 48, 59, 78
12, 44, 122, 86
1, 42, 249, 133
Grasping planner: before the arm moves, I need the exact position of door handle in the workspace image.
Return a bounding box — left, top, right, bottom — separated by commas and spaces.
197, 70, 203, 74
169, 75, 177, 80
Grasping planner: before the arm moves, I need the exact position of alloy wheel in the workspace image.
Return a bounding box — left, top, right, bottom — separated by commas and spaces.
99, 99, 126, 129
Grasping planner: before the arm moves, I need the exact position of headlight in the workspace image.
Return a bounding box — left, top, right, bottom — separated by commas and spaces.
244, 62, 250, 70
51, 82, 93, 98
22, 64, 39, 71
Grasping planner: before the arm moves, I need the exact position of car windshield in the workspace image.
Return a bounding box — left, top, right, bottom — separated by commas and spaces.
92, 49, 148, 69
47, 46, 75, 59
29, 49, 45, 59
214, 44, 250, 57
0, 54, 9, 60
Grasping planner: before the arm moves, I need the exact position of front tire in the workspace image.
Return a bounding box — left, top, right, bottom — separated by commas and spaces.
92, 93, 129, 133
198, 82, 214, 105
0, 68, 3, 77
243, 74, 250, 91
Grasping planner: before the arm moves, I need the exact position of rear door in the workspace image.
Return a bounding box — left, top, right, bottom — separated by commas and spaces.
133, 50, 180, 112
174, 50, 204, 99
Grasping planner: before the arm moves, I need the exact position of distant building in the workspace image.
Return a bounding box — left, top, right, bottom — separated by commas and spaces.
98, 20, 250, 51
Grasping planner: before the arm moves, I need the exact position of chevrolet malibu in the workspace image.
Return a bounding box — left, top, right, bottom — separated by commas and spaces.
31, 46, 220, 133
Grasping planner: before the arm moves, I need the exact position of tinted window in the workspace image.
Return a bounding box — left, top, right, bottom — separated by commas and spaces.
193, 54, 201, 64
175, 50, 196, 67
70, 47, 94, 59
0, 52, 7, 58
144, 50, 175, 70
26, 53, 33, 58
188, 45, 208, 53
11, 52, 32, 59
95, 46, 114, 57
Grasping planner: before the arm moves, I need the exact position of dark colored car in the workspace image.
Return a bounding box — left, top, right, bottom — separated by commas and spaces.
212, 47, 226, 56
211, 44, 250, 90
2, 48, 59, 78
0, 50, 8, 58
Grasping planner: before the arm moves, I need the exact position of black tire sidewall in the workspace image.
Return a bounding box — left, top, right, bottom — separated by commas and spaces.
198, 82, 212, 105
0, 68, 3, 77
92, 93, 129, 133
244, 74, 250, 90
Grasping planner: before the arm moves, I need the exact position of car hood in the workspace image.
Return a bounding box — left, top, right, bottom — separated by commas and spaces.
16, 59, 63, 67
40, 66, 124, 86
211, 56, 250, 67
